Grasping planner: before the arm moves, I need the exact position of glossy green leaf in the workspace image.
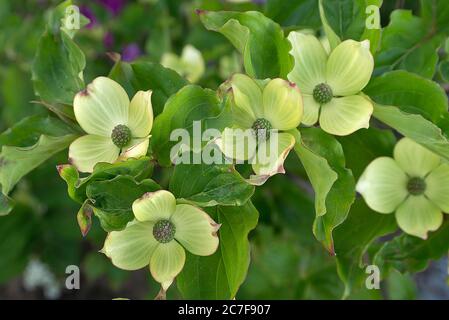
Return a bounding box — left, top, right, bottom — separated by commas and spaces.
333, 199, 396, 298
130, 61, 189, 116
265, 0, 321, 29
375, 10, 443, 78
373, 103, 449, 161
151, 85, 222, 166
319, 0, 382, 53
31, 1, 85, 109
198, 10, 293, 79
291, 129, 337, 217
365, 70, 448, 123
108, 59, 188, 116
292, 128, 356, 253
0, 114, 79, 148
58, 157, 154, 204
32, 30, 85, 107
0, 134, 77, 195
177, 202, 259, 299
420, 0, 449, 34
86, 175, 161, 232
338, 127, 396, 179
170, 154, 254, 207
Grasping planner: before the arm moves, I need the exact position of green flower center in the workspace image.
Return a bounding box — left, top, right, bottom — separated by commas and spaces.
153, 219, 176, 243
407, 177, 426, 196
111, 124, 131, 148
252, 118, 272, 141
313, 83, 333, 104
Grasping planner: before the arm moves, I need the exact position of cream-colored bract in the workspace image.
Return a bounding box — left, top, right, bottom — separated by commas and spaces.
288, 32, 374, 136
216, 74, 303, 185
357, 138, 449, 239
161, 45, 205, 83
68, 77, 153, 173
102, 190, 220, 291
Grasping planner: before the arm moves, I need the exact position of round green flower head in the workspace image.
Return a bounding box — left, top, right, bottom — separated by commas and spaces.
101, 190, 220, 290
287, 32, 374, 136
356, 138, 449, 239
216, 74, 303, 185
69, 77, 154, 173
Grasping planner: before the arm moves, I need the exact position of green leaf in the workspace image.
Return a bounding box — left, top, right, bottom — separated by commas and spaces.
177, 202, 259, 299
265, 0, 321, 29
291, 129, 337, 217
107, 56, 136, 97
313, 167, 355, 255
0, 192, 13, 216
130, 61, 189, 116
318, 0, 341, 50
439, 60, 449, 82
420, 0, 449, 34
47, 0, 79, 35
338, 127, 396, 179
58, 157, 154, 204
0, 114, 78, 148
375, 10, 444, 78
108, 59, 189, 116
32, 30, 85, 107
169, 154, 254, 207
86, 176, 161, 232
319, 0, 382, 53
364, 70, 448, 123
198, 10, 293, 79
385, 270, 417, 300
0, 134, 77, 195
373, 103, 449, 161
333, 199, 397, 298
151, 85, 222, 166
292, 128, 356, 253
374, 220, 449, 274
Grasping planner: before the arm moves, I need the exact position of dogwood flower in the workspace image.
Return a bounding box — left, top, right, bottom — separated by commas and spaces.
357, 138, 449, 239
69, 77, 153, 173
161, 45, 205, 83
216, 74, 303, 185
287, 32, 374, 136
101, 190, 220, 290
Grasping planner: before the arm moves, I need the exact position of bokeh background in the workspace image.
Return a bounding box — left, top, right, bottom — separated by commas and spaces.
1, 0, 448, 300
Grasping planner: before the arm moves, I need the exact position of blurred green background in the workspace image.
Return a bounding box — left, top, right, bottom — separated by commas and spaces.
0, 0, 447, 300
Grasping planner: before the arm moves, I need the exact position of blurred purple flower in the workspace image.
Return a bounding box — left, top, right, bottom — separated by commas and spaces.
97, 0, 126, 16
80, 5, 97, 28
122, 43, 141, 62
103, 32, 115, 49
